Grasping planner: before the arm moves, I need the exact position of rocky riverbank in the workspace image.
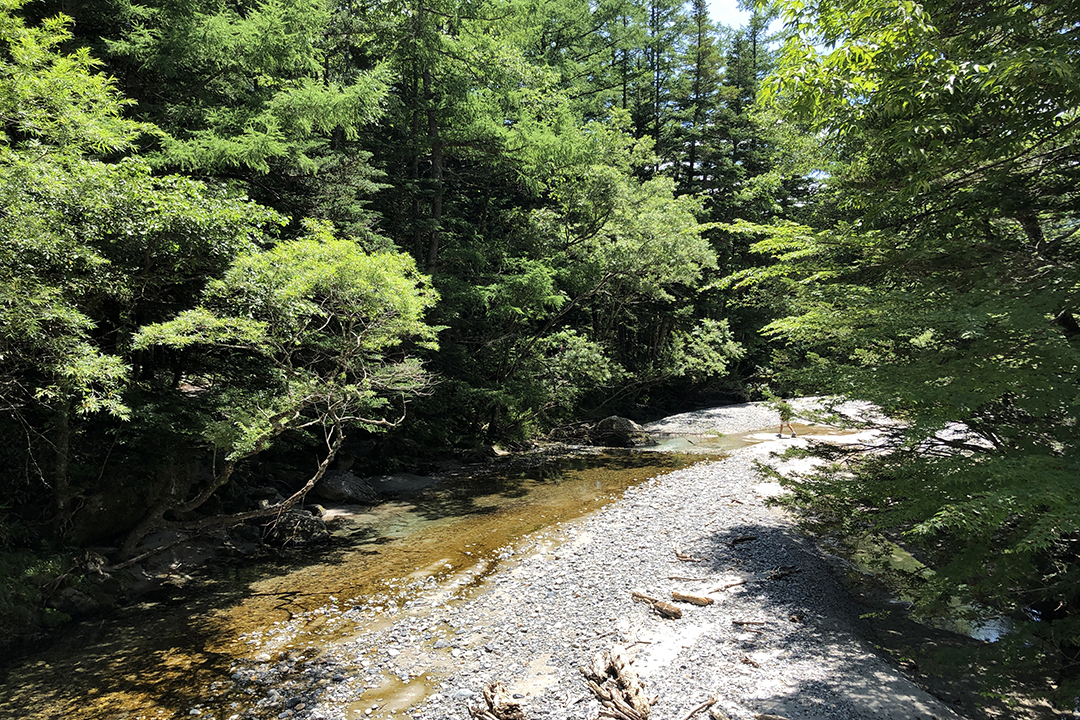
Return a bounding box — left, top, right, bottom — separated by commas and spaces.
214, 400, 1025, 720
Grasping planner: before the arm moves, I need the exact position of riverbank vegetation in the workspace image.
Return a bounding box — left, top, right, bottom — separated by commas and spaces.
2, 0, 1078, 709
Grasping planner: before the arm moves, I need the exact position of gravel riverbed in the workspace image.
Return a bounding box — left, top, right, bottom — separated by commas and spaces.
222, 401, 962, 720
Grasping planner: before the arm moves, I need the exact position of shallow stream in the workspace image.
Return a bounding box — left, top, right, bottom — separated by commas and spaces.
1, 423, 997, 720
0, 446, 735, 720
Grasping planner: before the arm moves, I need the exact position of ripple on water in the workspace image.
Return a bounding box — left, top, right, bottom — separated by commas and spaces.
0, 450, 710, 720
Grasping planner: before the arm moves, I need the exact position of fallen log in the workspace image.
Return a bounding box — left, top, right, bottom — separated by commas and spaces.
468, 681, 525, 720
580, 645, 656, 720
671, 591, 714, 606
631, 590, 682, 619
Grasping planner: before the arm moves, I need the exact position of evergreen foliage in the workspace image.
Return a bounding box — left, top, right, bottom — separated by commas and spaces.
0, 0, 805, 650
11, 0, 1080, 704
736, 0, 1080, 701
0, 1, 438, 554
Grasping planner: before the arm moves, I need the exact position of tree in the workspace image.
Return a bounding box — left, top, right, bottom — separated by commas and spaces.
129, 220, 437, 554
741, 0, 1080, 701
72, 0, 393, 234
466, 114, 740, 432
669, 0, 722, 193
0, 1, 284, 531
0, 2, 438, 553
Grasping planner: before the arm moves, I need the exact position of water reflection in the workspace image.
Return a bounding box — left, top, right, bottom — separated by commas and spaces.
0, 450, 711, 720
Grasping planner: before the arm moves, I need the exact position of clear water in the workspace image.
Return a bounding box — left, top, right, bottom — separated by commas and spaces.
0, 450, 713, 720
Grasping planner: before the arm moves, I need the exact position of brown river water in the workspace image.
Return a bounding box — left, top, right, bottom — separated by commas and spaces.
0, 440, 753, 720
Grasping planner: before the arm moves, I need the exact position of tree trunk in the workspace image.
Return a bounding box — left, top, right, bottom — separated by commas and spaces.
50, 402, 73, 535
423, 67, 444, 270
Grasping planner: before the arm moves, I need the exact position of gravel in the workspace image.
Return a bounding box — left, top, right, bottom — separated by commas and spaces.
223, 401, 961, 720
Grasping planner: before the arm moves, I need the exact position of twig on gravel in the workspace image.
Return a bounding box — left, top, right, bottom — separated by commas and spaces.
766, 566, 799, 580
468, 681, 525, 720
589, 630, 618, 642
581, 646, 656, 720
674, 547, 704, 563
678, 694, 718, 720
732, 620, 766, 626
667, 576, 707, 581
708, 579, 746, 593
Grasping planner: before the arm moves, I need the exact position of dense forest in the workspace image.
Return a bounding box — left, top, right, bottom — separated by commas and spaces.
1, 0, 1078, 706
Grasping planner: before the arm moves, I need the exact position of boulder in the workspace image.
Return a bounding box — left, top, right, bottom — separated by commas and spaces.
590, 416, 655, 448
48, 587, 101, 616
368, 472, 439, 497
313, 471, 379, 504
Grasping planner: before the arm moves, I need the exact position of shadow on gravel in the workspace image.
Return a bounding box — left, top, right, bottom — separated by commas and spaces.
692, 523, 961, 718
696, 524, 1058, 720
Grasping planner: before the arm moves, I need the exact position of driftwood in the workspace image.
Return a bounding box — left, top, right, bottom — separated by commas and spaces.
631, 591, 682, 619
468, 681, 525, 720
679, 694, 718, 720
733, 619, 767, 635
580, 645, 657, 720
671, 591, 714, 606
708, 579, 746, 593
766, 565, 799, 580
674, 548, 703, 563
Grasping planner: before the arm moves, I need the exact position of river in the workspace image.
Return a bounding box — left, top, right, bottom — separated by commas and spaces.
0, 441, 743, 720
